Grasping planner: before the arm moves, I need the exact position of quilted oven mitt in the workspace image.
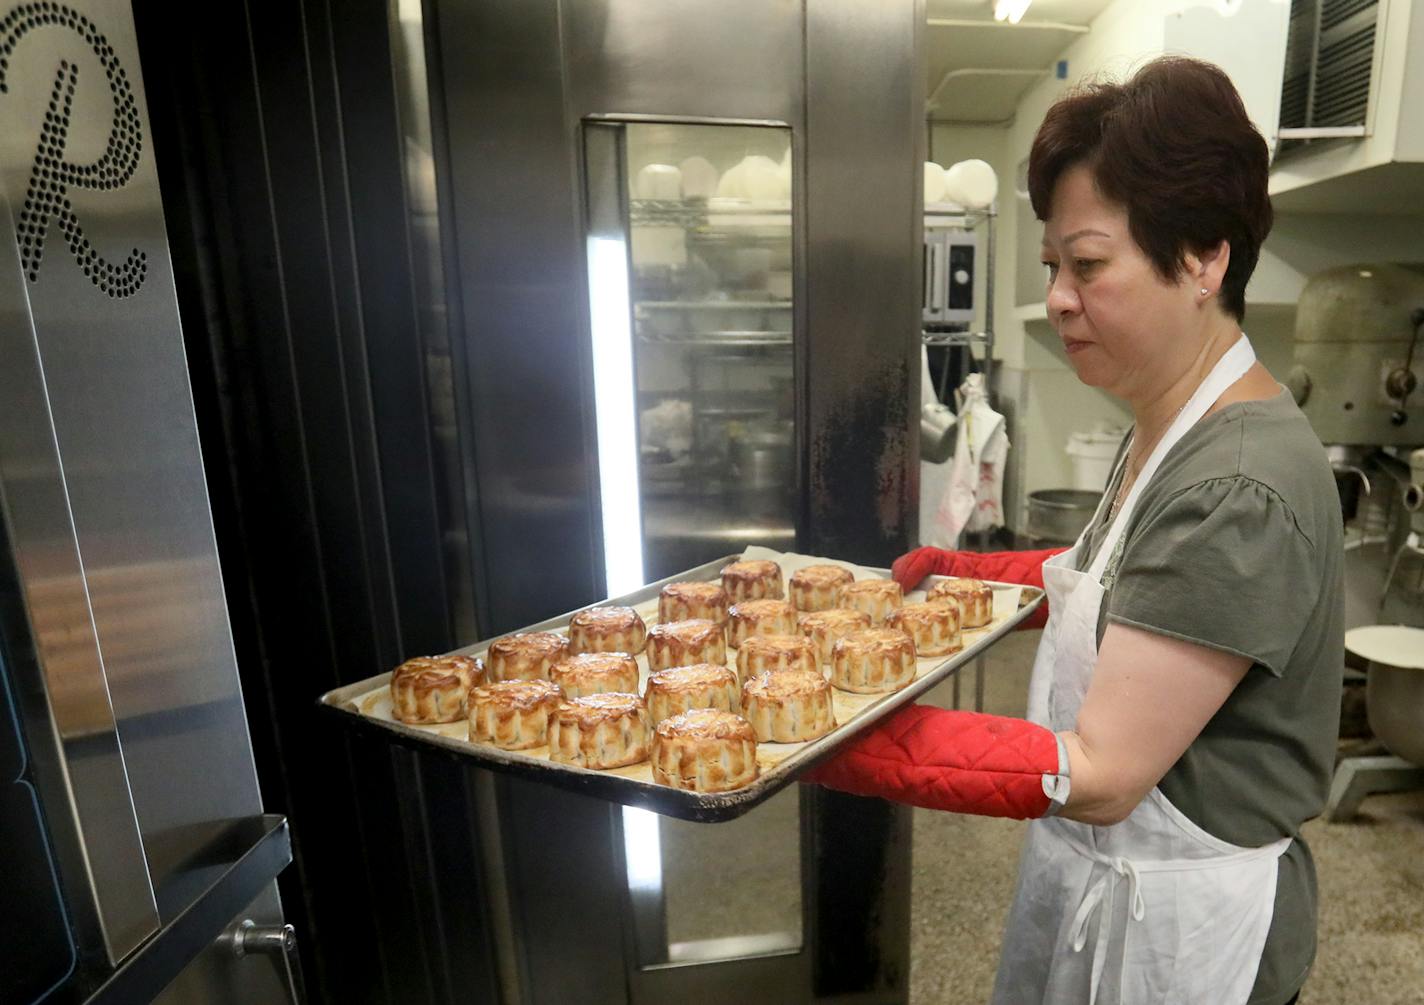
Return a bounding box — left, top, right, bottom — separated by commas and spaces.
891, 546, 1066, 630
803, 704, 1065, 819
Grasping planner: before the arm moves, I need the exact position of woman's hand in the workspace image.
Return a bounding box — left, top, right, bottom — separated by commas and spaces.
802, 704, 1063, 819
803, 622, 1251, 824
891, 545, 1066, 591
891, 546, 1067, 629
1057, 622, 1251, 826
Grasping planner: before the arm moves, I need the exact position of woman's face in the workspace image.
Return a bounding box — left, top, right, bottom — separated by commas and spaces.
1040, 164, 1203, 402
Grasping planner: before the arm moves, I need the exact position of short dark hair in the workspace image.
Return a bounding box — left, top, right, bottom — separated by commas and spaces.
1027, 56, 1272, 321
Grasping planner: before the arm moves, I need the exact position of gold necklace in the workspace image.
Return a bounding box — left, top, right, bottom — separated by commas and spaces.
1109, 401, 1187, 518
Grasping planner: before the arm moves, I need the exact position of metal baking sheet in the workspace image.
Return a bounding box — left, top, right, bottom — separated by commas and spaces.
318, 548, 1043, 823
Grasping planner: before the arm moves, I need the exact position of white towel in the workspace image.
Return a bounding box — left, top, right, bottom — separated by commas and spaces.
930, 373, 1007, 545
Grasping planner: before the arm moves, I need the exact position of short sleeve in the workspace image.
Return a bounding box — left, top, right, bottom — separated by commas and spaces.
1105, 477, 1318, 678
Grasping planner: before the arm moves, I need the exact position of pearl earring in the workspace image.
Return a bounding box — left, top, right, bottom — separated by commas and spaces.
1200, 288, 1209, 296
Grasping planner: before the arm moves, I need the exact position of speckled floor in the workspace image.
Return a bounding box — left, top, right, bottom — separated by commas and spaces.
656, 629, 1424, 1003
909, 630, 1424, 1005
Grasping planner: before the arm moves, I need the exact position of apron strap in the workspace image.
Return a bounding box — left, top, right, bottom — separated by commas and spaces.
1086, 335, 1257, 581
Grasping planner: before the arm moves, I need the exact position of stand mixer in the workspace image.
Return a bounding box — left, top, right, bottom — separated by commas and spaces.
1288, 263, 1424, 818
1288, 263, 1424, 602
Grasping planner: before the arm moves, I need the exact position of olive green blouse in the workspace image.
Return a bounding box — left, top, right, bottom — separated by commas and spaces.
1076, 388, 1344, 1005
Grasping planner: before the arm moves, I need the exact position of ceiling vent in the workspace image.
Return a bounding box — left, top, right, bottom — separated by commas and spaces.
1277, 0, 1381, 155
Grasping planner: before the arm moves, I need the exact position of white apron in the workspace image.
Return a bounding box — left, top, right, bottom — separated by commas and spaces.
993, 335, 1292, 1005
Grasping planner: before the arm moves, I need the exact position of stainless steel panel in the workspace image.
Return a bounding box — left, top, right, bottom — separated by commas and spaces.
623, 784, 804, 974
562, 0, 802, 124
431, 0, 604, 632
80, 815, 294, 1005
804, 0, 925, 563
152, 884, 297, 1005
0, 0, 263, 911
0, 188, 158, 962
802, 7, 922, 999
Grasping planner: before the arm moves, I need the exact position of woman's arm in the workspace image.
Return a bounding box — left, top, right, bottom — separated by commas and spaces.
1058, 621, 1250, 825
804, 623, 1250, 822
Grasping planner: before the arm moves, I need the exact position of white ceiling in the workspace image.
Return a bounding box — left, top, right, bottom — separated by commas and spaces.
925, 0, 1116, 123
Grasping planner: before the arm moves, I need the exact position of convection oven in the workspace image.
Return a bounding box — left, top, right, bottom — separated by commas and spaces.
0, 2, 298, 1000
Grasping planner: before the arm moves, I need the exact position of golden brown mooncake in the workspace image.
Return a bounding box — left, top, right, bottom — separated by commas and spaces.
926, 577, 993, 629
720, 559, 784, 603
831, 628, 918, 693
839, 578, 904, 625
547, 693, 651, 769
788, 564, 854, 612
651, 709, 759, 792
549, 652, 640, 699
390, 654, 482, 724
886, 601, 962, 658
486, 631, 569, 682
568, 606, 647, 655
727, 598, 799, 649
645, 663, 740, 725
467, 679, 563, 749
646, 618, 727, 671
799, 608, 873, 663
735, 633, 820, 683
658, 581, 730, 625
740, 669, 836, 743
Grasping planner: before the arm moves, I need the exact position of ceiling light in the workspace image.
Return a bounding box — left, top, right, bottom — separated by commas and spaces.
993, 0, 1033, 23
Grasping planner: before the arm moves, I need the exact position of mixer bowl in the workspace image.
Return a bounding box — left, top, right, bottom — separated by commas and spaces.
1349, 625, 1424, 767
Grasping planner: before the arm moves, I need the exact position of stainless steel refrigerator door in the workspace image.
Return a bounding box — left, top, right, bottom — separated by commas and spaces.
426, 1, 922, 1002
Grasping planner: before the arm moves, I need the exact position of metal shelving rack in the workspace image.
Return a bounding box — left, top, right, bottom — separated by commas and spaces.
626, 196, 795, 511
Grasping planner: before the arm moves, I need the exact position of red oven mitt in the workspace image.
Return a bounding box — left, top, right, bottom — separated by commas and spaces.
891, 546, 1066, 629
803, 704, 1064, 819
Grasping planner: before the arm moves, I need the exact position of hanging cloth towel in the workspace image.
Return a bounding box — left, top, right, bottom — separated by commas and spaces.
919, 347, 956, 540
930, 372, 1007, 546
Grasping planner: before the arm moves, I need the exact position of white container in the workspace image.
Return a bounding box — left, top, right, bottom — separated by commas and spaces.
942, 159, 998, 209
635, 163, 682, 201
923, 161, 948, 204
1065, 427, 1125, 492
679, 156, 718, 199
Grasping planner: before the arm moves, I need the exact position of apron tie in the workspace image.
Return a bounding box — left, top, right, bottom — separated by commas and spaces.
1069, 856, 1146, 1005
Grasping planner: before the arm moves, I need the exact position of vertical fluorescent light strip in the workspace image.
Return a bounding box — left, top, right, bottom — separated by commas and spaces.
588, 232, 661, 892
622, 803, 663, 891
586, 235, 645, 596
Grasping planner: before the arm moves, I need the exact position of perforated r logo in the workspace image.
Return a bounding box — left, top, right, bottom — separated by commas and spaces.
0, 2, 146, 298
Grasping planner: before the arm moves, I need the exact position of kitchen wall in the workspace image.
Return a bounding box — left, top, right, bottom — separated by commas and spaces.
928, 0, 1424, 533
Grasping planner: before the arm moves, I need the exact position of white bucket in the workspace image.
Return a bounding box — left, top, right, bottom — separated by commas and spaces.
1066, 427, 1125, 492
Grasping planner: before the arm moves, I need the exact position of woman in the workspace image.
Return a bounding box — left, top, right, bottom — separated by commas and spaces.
808, 57, 1342, 1005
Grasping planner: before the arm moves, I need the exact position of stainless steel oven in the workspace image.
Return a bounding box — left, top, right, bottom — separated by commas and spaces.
0, 2, 298, 999
924, 219, 980, 327
104, 0, 926, 1000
